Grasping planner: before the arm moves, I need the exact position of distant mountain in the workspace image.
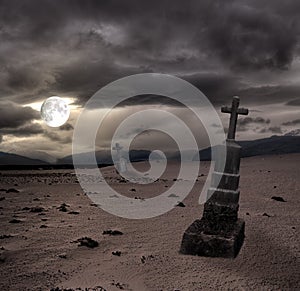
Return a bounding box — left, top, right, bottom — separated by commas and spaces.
58, 149, 164, 165
196, 135, 300, 161
0, 151, 49, 165
7, 150, 57, 164
284, 129, 300, 136
2, 134, 299, 166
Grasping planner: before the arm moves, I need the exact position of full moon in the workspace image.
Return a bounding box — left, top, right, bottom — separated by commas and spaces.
40, 96, 70, 127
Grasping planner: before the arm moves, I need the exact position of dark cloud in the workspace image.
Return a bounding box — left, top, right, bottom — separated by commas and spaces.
237, 84, 300, 105
44, 130, 72, 144
202, 2, 298, 70
282, 119, 300, 126
238, 117, 270, 126
0, 0, 300, 151
286, 98, 300, 106
0, 102, 39, 128
59, 123, 74, 131
1, 122, 43, 137
237, 116, 270, 132
182, 73, 246, 105
259, 126, 283, 134
0, 0, 299, 107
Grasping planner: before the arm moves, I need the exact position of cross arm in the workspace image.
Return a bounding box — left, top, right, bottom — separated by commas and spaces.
221, 106, 231, 113
237, 108, 249, 115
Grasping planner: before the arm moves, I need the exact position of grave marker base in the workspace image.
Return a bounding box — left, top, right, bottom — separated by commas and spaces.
180, 218, 245, 258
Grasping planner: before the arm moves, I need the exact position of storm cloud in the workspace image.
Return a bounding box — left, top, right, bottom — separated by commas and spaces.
282, 119, 300, 126
0, 101, 39, 128
1, 122, 44, 137
0, 0, 300, 156
0, 0, 299, 106
259, 126, 283, 134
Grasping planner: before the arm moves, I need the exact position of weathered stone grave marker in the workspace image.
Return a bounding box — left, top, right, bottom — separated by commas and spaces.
180, 96, 249, 258
113, 142, 128, 173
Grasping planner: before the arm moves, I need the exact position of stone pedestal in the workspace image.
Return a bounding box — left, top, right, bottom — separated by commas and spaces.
180, 218, 245, 258
180, 140, 245, 258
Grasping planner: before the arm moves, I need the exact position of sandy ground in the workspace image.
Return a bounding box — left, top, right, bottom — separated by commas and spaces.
0, 154, 299, 291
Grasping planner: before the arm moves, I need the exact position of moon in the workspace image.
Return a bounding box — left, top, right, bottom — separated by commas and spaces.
40, 96, 70, 127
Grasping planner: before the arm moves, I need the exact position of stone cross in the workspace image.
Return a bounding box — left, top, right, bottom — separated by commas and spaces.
112, 143, 127, 173
221, 96, 249, 140
113, 143, 122, 159
180, 96, 249, 258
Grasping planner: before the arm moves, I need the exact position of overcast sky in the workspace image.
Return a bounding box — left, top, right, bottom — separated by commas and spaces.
0, 0, 300, 159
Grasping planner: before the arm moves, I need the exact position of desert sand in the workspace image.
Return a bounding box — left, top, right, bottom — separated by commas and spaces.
0, 154, 299, 291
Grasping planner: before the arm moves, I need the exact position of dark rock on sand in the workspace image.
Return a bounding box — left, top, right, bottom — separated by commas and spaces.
141, 254, 154, 263
103, 229, 123, 236
57, 203, 69, 212
0, 234, 12, 239
9, 218, 22, 223
30, 206, 45, 213
112, 250, 121, 256
68, 211, 80, 215
6, 188, 19, 193
134, 196, 145, 200
0, 197, 5, 201
51, 287, 106, 291
176, 202, 186, 207
58, 253, 67, 259
263, 212, 271, 217
271, 196, 286, 202
0, 253, 6, 263
75, 237, 99, 248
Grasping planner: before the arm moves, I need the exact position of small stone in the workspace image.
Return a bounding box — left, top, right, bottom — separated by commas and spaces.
9, 218, 22, 223
168, 193, 178, 198
6, 188, 19, 193
30, 207, 45, 213
0, 234, 12, 239
112, 250, 121, 256
271, 196, 286, 202
103, 229, 123, 236
263, 212, 271, 217
130, 188, 136, 192
0, 253, 6, 263
76, 237, 99, 248
0, 197, 5, 201
58, 253, 67, 259
57, 203, 69, 212
68, 211, 80, 215
40, 224, 48, 228
246, 212, 250, 216
176, 202, 185, 207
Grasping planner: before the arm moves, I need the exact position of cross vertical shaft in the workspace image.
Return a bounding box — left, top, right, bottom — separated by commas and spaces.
221, 96, 249, 140
180, 96, 249, 258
